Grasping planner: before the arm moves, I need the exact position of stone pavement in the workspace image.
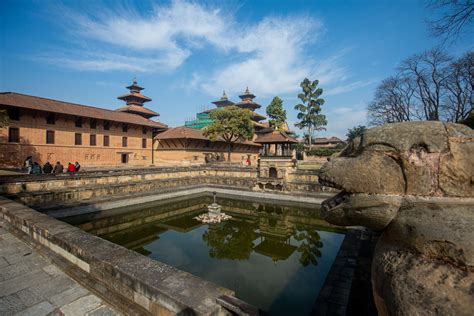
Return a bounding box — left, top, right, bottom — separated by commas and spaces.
0, 220, 120, 316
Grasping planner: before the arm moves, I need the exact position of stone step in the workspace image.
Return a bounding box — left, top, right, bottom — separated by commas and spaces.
6, 176, 256, 208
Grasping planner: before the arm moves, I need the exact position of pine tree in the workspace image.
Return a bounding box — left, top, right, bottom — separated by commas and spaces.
294, 78, 327, 149
266, 96, 287, 130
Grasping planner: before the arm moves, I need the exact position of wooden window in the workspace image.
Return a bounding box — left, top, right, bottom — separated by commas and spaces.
90, 134, 96, 146
122, 124, 128, 133
8, 127, 20, 143
46, 113, 55, 125
8, 108, 20, 121
103, 135, 110, 147
122, 136, 127, 147
90, 119, 97, 129
104, 121, 110, 130
46, 130, 55, 144
142, 127, 147, 135
142, 138, 147, 148
75, 133, 82, 145
75, 118, 82, 128
121, 153, 128, 164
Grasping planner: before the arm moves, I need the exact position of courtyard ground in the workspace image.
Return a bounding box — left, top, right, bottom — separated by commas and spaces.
0, 219, 120, 316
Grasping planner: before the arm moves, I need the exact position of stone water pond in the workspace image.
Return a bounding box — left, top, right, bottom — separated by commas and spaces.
62, 195, 345, 316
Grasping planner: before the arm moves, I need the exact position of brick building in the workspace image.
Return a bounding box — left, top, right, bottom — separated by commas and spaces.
156, 88, 267, 165
0, 80, 167, 168
312, 137, 345, 149
155, 126, 261, 165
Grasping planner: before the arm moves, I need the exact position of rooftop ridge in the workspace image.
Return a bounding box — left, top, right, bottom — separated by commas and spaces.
0, 91, 167, 128
0, 91, 135, 115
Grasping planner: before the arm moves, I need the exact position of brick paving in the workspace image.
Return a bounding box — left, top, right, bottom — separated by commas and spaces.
0, 220, 120, 316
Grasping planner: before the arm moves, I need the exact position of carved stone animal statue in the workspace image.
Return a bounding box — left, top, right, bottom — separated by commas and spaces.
318, 121, 473, 315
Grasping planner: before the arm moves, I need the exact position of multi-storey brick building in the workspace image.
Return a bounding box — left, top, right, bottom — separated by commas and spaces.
0, 80, 167, 168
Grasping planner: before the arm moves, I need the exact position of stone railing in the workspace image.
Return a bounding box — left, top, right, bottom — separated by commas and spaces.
0, 165, 333, 208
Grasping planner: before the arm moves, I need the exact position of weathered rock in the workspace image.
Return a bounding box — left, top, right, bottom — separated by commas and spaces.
319, 121, 474, 315
372, 239, 474, 316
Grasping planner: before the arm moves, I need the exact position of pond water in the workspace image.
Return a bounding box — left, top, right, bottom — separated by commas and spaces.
63, 195, 345, 316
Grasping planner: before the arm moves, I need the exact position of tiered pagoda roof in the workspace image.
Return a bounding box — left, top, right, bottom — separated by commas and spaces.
235, 87, 261, 111
254, 131, 298, 144
211, 91, 235, 107
116, 79, 160, 119
201, 87, 266, 125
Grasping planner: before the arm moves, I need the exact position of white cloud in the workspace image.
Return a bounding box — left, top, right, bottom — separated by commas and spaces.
199, 17, 326, 97
49, 0, 227, 71
43, 0, 364, 98
322, 105, 368, 138
325, 79, 377, 96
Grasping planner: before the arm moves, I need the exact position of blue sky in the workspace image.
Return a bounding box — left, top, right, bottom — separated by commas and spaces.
0, 0, 472, 138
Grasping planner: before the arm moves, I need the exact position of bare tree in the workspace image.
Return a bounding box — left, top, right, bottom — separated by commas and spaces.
427, 0, 474, 43
443, 51, 474, 121
367, 76, 417, 125
368, 48, 473, 126
399, 48, 452, 121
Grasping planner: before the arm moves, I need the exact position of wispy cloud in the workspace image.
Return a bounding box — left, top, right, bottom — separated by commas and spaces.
41, 0, 358, 97
323, 105, 368, 138
325, 79, 377, 96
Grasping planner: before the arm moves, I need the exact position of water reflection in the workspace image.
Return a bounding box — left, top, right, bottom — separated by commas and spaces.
63, 196, 345, 316
203, 221, 258, 260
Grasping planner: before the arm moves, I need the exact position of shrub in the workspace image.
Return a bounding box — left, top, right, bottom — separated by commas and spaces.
306, 148, 339, 157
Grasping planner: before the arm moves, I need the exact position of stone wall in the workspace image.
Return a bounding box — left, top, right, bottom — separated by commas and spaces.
0, 165, 332, 208
0, 197, 236, 315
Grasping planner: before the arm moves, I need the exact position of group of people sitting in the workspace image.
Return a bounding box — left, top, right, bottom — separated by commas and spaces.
24, 156, 81, 175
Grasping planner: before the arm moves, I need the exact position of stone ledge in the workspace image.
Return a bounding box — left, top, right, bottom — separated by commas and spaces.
0, 165, 258, 184
44, 186, 333, 219
0, 196, 239, 316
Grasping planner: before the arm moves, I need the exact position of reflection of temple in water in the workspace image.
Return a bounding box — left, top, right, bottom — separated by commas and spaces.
253, 214, 296, 262
64, 195, 343, 265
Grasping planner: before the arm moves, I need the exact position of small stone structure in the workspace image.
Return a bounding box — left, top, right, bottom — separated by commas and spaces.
254, 131, 298, 191
319, 121, 474, 316
194, 192, 232, 223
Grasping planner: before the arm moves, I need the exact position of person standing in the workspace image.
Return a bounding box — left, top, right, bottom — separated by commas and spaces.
43, 161, 53, 174
53, 161, 64, 174
24, 156, 33, 174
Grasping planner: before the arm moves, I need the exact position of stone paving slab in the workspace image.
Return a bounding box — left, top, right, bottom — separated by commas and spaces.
0, 219, 121, 316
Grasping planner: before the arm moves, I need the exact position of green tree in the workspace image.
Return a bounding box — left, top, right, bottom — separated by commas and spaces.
346, 125, 367, 142
0, 110, 9, 128
293, 227, 323, 267
266, 96, 287, 130
203, 106, 254, 162
294, 78, 327, 149
202, 221, 258, 260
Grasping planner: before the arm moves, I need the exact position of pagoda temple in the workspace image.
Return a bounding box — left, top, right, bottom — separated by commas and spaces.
186, 88, 266, 130
116, 79, 160, 119
212, 91, 234, 107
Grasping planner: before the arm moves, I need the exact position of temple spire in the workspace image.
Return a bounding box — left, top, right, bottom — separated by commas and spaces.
116, 80, 159, 118
212, 90, 235, 107
239, 87, 256, 101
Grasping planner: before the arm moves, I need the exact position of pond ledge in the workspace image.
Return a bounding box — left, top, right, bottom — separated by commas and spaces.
0, 196, 258, 316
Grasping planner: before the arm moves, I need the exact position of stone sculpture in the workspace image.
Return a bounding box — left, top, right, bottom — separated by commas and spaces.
319, 121, 473, 315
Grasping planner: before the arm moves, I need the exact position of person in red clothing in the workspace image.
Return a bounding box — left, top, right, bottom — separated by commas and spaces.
67, 162, 75, 173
